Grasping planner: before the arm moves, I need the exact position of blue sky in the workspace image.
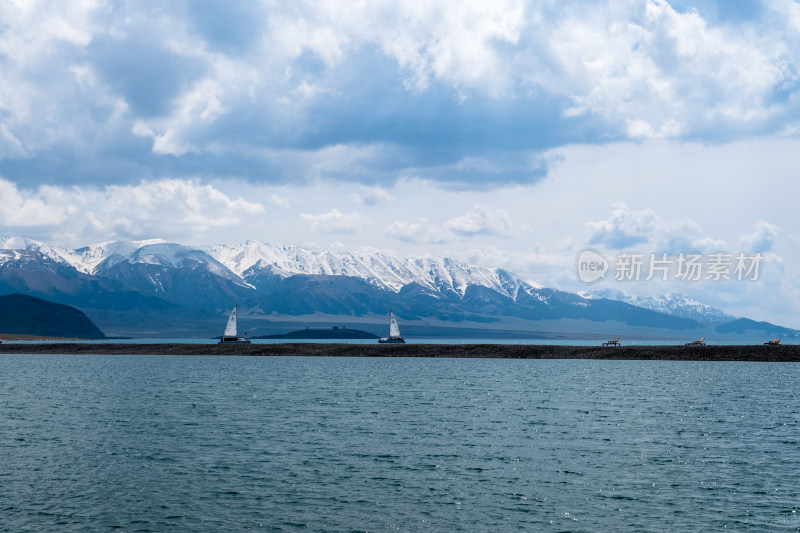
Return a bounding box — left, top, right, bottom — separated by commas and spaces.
2, 0, 800, 326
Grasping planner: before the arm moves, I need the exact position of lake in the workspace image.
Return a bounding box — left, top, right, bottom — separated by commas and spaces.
1, 354, 798, 531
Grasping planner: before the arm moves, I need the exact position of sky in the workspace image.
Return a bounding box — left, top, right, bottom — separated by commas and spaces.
2, 0, 800, 327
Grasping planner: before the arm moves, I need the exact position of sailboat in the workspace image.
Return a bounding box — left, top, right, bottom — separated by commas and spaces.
378, 310, 405, 344
219, 305, 251, 343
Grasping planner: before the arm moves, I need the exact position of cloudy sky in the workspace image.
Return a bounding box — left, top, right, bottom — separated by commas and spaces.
2, 0, 800, 326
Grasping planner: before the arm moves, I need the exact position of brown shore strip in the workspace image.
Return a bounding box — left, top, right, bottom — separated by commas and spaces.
0, 334, 84, 341
0, 342, 799, 361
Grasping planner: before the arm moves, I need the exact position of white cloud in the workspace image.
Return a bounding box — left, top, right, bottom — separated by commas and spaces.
99, 179, 265, 231
386, 204, 514, 243
0, 179, 66, 226
385, 219, 451, 244
352, 186, 395, 206
587, 202, 658, 248
625, 118, 683, 139
0, 124, 29, 159
0, 177, 264, 244
740, 220, 779, 252
4, 0, 800, 189
186, 1, 795, 140
446, 204, 512, 236
255, 143, 403, 184
301, 209, 363, 234
132, 56, 250, 156
0, 0, 126, 157
544, 0, 794, 136
269, 194, 291, 208
266, 0, 525, 95
587, 202, 727, 253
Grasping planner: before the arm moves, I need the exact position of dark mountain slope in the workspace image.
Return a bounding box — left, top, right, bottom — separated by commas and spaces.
0, 293, 106, 338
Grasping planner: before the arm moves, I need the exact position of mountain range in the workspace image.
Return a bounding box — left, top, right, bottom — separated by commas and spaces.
0, 237, 796, 340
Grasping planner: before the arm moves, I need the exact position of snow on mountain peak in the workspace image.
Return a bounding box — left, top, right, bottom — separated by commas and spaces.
0, 238, 224, 275
58, 239, 167, 273
587, 289, 733, 323
0, 236, 42, 250
0, 236, 76, 268
207, 240, 538, 298
1, 236, 741, 326
128, 243, 207, 267
3, 236, 540, 301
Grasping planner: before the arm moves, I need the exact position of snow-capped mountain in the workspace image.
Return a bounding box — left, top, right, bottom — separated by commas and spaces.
5, 235, 786, 338
0, 237, 151, 273
1, 237, 542, 307
0, 237, 74, 269
3, 238, 244, 284
0, 237, 44, 250
206, 240, 539, 299
60, 239, 167, 274
81, 242, 254, 311
113, 243, 242, 280
2, 237, 532, 299
0, 237, 731, 320
582, 289, 734, 324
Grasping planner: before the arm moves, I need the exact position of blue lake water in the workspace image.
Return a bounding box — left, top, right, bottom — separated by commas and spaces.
1, 354, 799, 532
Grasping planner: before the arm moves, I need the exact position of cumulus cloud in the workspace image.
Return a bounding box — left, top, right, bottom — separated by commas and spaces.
386, 204, 513, 243
739, 220, 779, 252
587, 203, 658, 248
547, 1, 793, 136
352, 186, 395, 206
0, 177, 264, 243
0, 2, 130, 159
385, 220, 451, 244
269, 195, 291, 208
445, 204, 513, 237
301, 209, 363, 234
99, 179, 265, 231
588, 202, 726, 252
0, 180, 67, 226
3, 1, 800, 188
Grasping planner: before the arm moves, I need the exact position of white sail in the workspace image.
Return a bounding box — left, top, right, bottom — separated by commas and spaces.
223, 305, 238, 337
389, 311, 401, 338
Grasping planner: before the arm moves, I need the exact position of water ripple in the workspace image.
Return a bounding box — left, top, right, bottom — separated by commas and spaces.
1, 356, 799, 531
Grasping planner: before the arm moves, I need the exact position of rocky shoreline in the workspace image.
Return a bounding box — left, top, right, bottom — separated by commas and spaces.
1, 342, 799, 361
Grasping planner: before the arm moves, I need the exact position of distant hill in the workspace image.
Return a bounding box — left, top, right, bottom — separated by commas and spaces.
255, 327, 379, 340
0, 293, 106, 339
714, 318, 794, 336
